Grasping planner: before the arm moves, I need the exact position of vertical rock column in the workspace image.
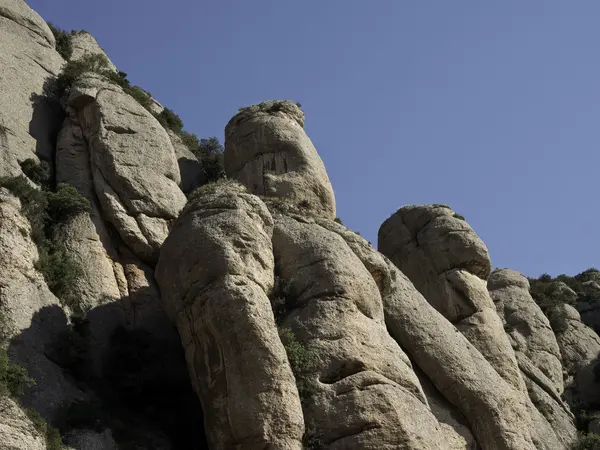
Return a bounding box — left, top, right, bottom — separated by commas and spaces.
156, 183, 304, 450
379, 205, 525, 393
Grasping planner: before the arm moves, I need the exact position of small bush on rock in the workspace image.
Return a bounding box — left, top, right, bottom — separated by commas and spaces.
53, 53, 112, 99
0, 175, 48, 244
453, 213, 466, 221
0, 351, 34, 398
278, 326, 317, 402
35, 246, 83, 313
25, 407, 64, 450
47, 22, 73, 60
156, 108, 183, 133
0, 170, 88, 312
47, 184, 90, 223
0, 312, 35, 398
21, 159, 50, 186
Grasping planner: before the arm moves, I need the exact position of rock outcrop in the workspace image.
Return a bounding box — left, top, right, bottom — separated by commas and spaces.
2, 1, 600, 448
550, 303, 600, 410
66, 73, 186, 263
488, 269, 577, 447
0, 0, 64, 177
157, 182, 305, 450
379, 205, 576, 448
224, 101, 336, 218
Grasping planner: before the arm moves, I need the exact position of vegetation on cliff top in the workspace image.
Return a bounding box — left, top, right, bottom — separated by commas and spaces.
47, 24, 226, 184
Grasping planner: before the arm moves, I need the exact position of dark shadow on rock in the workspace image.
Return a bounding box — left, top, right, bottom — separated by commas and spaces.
7, 304, 86, 422
9, 297, 209, 449
29, 87, 64, 169
566, 353, 600, 432
177, 155, 205, 194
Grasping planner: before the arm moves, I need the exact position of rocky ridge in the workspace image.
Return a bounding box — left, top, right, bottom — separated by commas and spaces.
1, 1, 599, 449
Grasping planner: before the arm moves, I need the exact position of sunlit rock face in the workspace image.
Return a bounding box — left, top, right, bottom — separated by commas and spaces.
224, 100, 336, 219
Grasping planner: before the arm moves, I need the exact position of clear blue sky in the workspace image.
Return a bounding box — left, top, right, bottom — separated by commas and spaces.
30, 0, 599, 278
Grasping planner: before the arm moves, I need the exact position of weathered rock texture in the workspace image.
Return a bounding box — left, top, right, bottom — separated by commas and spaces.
488, 269, 577, 447
224, 101, 336, 218
0, 190, 85, 422
379, 205, 575, 449
2, 0, 600, 447
0, 2, 203, 447
378, 206, 525, 392
66, 73, 186, 263
550, 303, 600, 410
157, 182, 305, 450
0, 397, 46, 450
0, 0, 64, 177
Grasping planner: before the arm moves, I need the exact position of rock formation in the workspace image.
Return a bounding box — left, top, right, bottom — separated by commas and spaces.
1, 0, 600, 448
378, 205, 577, 449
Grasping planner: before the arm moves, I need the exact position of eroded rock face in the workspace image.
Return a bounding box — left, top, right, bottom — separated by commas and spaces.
66, 73, 186, 263
224, 100, 336, 218
0, 397, 46, 450
488, 269, 564, 393
157, 182, 304, 450
271, 212, 447, 449
550, 303, 600, 410
70, 31, 117, 72
0, 0, 64, 177
0, 190, 86, 423
379, 205, 525, 393
488, 269, 576, 447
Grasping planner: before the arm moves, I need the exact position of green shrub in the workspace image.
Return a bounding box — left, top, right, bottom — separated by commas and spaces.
0, 174, 86, 311
179, 131, 199, 152
278, 327, 317, 401
0, 175, 48, 244
453, 213, 466, 221
156, 108, 183, 133
270, 276, 296, 324
571, 433, 600, 450
124, 85, 154, 112
334, 217, 343, 225
25, 408, 64, 450
295, 102, 302, 108
0, 312, 35, 398
21, 159, 50, 186
47, 22, 73, 61
0, 352, 34, 398
53, 53, 112, 99
188, 178, 244, 201
195, 137, 225, 182
35, 245, 83, 313
47, 184, 90, 223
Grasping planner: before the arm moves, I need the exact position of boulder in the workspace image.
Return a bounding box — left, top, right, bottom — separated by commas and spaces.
225, 101, 336, 218
321, 217, 535, 449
